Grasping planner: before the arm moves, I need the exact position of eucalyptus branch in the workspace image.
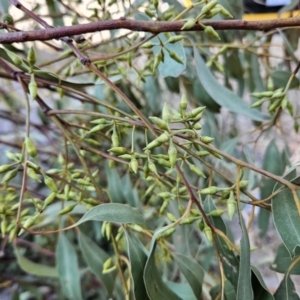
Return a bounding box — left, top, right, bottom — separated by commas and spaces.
1, 17, 300, 44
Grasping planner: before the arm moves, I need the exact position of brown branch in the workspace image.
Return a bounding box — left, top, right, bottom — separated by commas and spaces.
1, 17, 300, 44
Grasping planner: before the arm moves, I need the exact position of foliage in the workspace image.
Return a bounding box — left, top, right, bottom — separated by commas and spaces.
0, 0, 300, 299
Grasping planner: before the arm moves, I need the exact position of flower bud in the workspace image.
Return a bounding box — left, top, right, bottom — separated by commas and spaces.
200, 186, 220, 195
168, 139, 177, 168
180, 93, 188, 112
43, 192, 57, 208
204, 26, 220, 40
203, 223, 213, 242
130, 224, 144, 233
27, 168, 41, 182
148, 160, 158, 175
181, 18, 196, 30
200, 0, 218, 15
167, 212, 177, 222
188, 163, 206, 178
167, 35, 184, 44
201, 136, 214, 143
25, 137, 38, 158
207, 209, 225, 217
19, 216, 36, 235
159, 199, 169, 214
27, 46, 36, 66
149, 116, 168, 130
0, 164, 12, 174
108, 147, 127, 155
44, 175, 58, 192
162, 103, 171, 124
7, 50, 22, 65
227, 191, 236, 220
129, 156, 138, 173
111, 127, 119, 147
168, 50, 183, 64
58, 204, 76, 215
29, 74, 37, 100
1, 169, 18, 183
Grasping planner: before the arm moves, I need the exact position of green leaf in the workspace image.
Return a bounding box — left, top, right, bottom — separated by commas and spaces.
204, 196, 240, 290
272, 188, 300, 257
144, 230, 182, 300
251, 266, 274, 300
194, 46, 268, 121
271, 243, 300, 275
14, 246, 58, 278
152, 33, 186, 78
164, 282, 197, 300
78, 230, 116, 295
274, 274, 300, 300
75, 203, 144, 225
258, 140, 283, 237
124, 230, 150, 300
56, 233, 82, 300
271, 70, 299, 90
106, 164, 126, 203
236, 203, 254, 300
173, 254, 204, 300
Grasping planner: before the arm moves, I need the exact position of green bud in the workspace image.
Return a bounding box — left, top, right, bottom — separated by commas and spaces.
167, 212, 177, 222
267, 77, 274, 91
181, 18, 196, 30
180, 93, 188, 112
3, 13, 14, 25
168, 139, 177, 168
43, 192, 57, 208
268, 99, 281, 112
157, 227, 176, 239
141, 42, 158, 48
144, 132, 169, 150
1, 169, 18, 183
200, 0, 218, 15
1, 217, 7, 237
167, 35, 184, 44
76, 178, 92, 186
145, 184, 156, 197
27, 168, 41, 182
162, 102, 171, 124
145, 8, 156, 18
251, 99, 265, 108
157, 158, 171, 167
220, 7, 233, 18
149, 116, 168, 130
180, 216, 200, 224
108, 147, 127, 155
157, 192, 174, 198
148, 160, 158, 175
152, 53, 162, 72
6, 151, 21, 162
102, 265, 117, 274
90, 118, 110, 124
25, 137, 37, 158
196, 151, 210, 157
119, 154, 132, 160
198, 220, 204, 231
159, 200, 169, 214
188, 163, 206, 178
201, 136, 214, 143
270, 89, 285, 100
19, 216, 36, 235
227, 191, 236, 220
130, 224, 144, 233
193, 123, 202, 130
105, 222, 112, 240
189, 107, 206, 118
207, 209, 225, 217
287, 101, 294, 116
103, 257, 112, 270
281, 97, 288, 109
58, 204, 77, 215
203, 223, 213, 242
200, 186, 220, 195
178, 186, 187, 194
190, 208, 201, 216
29, 74, 37, 100
204, 26, 220, 40
238, 180, 248, 189
88, 124, 109, 134
220, 189, 230, 200
168, 50, 183, 64
82, 198, 99, 206
111, 126, 119, 147
143, 161, 150, 178
129, 156, 138, 173
44, 175, 58, 192
0, 164, 12, 174
27, 46, 36, 66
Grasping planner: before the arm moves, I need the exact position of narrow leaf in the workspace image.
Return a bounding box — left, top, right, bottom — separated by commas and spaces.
14, 246, 58, 278
194, 46, 268, 121
56, 233, 82, 300
173, 253, 204, 300
144, 232, 182, 300
272, 189, 300, 257
75, 203, 144, 225
258, 140, 283, 237
204, 196, 240, 290
236, 204, 253, 299
78, 231, 116, 295
124, 230, 150, 300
